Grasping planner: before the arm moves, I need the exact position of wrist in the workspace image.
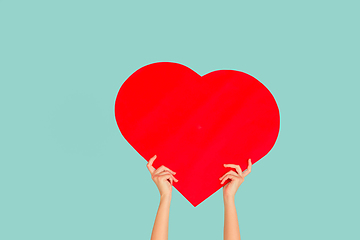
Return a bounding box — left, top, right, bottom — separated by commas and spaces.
223, 194, 235, 204
160, 193, 172, 202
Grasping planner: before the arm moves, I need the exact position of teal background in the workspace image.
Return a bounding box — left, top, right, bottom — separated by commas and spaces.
0, 0, 359, 239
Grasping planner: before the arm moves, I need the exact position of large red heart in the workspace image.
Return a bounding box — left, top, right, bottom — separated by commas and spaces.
115, 62, 280, 207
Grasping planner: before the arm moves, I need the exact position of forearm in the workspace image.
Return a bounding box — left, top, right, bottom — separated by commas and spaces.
151, 195, 171, 240
224, 196, 240, 240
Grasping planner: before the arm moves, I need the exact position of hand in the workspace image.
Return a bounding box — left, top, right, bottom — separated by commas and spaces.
219, 158, 252, 200
147, 155, 178, 198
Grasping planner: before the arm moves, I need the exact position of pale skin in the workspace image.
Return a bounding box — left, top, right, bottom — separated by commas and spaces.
147, 155, 252, 240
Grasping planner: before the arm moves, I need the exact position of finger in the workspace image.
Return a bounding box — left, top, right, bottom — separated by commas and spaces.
159, 173, 177, 184
153, 165, 176, 176
243, 159, 252, 177
219, 170, 237, 181
169, 176, 173, 185
220, 172, 238, 184
160, 173, 173, 185
157, 170, 179, 182
224, 164, 243, 176
220, 174, 237, 185
147, 155, 157, 174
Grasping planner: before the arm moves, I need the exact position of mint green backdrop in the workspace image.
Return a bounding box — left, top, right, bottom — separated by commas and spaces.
0, 1, 359, 239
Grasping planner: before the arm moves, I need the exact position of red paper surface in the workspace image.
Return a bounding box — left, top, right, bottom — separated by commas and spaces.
115, 62, 280, 207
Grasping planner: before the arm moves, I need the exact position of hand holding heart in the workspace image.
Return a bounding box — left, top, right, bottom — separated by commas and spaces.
147, 155, 178, 198
221, 159, 252, 200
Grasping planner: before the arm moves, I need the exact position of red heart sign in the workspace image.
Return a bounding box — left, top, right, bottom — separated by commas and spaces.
115, 62, 280, 207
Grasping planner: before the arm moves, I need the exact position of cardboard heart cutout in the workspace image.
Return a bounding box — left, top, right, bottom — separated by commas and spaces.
115, 62, 280, 207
